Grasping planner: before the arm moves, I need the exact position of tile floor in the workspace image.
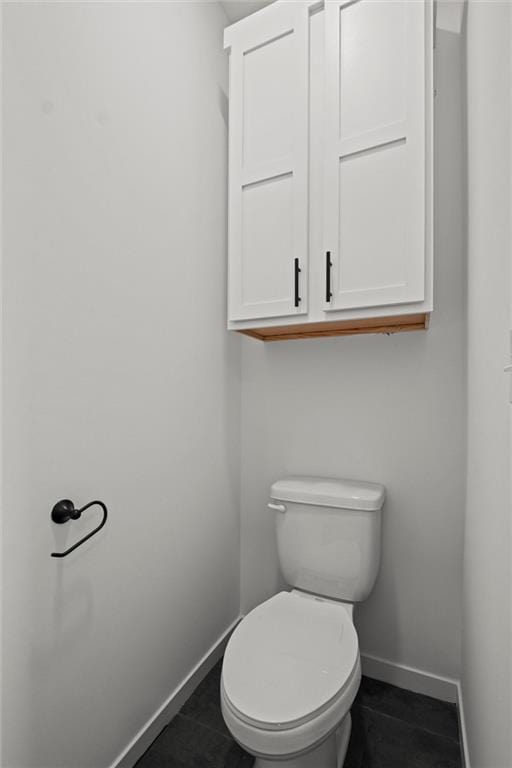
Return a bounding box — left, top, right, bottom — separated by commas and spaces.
136, 659, 462, 768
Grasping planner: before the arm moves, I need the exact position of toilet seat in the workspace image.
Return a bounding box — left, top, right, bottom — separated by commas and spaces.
221, 591, 360, 760
223, 590, 359, 723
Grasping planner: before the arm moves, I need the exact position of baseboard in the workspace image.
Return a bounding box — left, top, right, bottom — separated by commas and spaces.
110, 616, 241, 768
456, 681, 471, 768
360, 653, 459, 703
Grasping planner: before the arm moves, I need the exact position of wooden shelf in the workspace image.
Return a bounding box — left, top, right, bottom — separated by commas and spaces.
236, 313, 430, 342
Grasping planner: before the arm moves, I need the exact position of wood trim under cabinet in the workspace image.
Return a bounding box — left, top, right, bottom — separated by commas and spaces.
235, 313, 430, 342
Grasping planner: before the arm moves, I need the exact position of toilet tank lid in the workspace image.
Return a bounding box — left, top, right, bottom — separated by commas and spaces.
270, 476, 385, 511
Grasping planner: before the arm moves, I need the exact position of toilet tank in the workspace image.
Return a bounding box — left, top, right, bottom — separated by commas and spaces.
271, 476, 385, 603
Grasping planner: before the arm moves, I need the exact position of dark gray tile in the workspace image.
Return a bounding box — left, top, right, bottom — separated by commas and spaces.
225, 739, 255, 768
410, 728, 463, 768
180, 659, 230, 738
355, 677, 459, 741
135, 714, 249, 768
359, 707, 462, 768
344, 706, 365, 768
234, 750, 255, 768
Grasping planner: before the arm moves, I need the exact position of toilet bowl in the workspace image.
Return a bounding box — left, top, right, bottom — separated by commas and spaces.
221, 590, 361, 768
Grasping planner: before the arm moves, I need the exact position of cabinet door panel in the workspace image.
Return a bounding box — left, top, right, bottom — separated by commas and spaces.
241, 174, 294, 306
242, 33, 295, 173
324, 0, 426, 311
226, 4, 309, 321
339, 140, 408, 296
339, 1, 406, 143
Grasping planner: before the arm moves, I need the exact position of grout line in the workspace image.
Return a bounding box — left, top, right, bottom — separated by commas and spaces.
135, 712, 234, 766
355, 703, 461, 745
177, 712, 233, 742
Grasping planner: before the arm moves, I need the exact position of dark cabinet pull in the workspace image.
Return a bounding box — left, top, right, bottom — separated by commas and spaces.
326, 251, 333, 303
294, 258, 301, 308
51, 499, 108, 558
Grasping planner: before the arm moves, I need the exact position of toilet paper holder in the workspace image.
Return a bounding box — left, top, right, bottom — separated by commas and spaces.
50, 499, 108, 558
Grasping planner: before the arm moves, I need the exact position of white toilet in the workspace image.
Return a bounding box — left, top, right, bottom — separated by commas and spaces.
221, 476, 385, 768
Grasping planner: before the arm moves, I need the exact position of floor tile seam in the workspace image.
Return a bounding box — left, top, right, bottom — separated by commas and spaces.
355, 704, 461, 744
177, 711, 233, 742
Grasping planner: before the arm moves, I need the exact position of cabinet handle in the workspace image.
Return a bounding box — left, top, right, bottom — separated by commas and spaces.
326, 251, 333, 303
294, 258, 301, 308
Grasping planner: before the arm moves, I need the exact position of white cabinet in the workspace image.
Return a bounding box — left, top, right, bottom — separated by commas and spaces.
224, 0, 433, 341
323, 0, 426, 312
225, 3, 310, 322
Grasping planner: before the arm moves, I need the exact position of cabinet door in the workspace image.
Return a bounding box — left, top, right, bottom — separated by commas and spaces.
225, 4, 309, 322
323, 0, 427, 311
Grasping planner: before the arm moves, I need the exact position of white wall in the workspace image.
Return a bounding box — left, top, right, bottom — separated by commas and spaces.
240, 29, 466, 681
462, 3, 512, 766
1, 3, 240, 767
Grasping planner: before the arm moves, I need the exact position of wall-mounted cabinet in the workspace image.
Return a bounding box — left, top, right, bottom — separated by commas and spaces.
224, 0, 433, 341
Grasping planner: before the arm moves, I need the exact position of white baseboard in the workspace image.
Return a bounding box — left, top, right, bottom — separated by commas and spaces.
110, 616, 241, 768
360, 653, 459, 703
456, 681, 471, 768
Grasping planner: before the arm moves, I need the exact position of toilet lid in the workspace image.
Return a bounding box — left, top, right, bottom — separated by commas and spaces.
222, 591, 359, 730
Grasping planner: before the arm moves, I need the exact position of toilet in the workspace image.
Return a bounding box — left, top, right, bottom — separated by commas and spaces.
221, 476, 385, 768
